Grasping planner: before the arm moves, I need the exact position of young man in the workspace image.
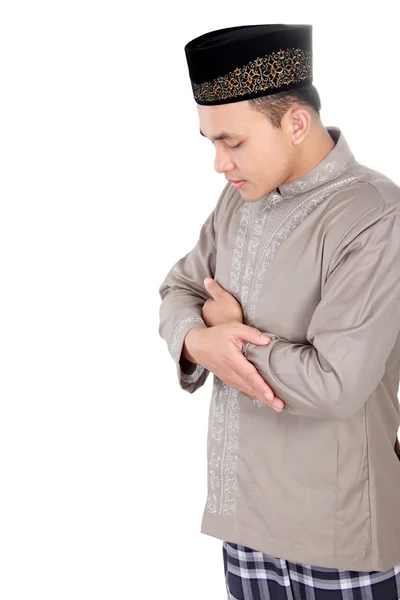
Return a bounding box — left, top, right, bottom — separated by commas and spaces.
158, 24, 400, 598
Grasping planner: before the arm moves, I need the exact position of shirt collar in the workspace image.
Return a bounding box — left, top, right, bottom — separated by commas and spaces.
274, 126, 355, 199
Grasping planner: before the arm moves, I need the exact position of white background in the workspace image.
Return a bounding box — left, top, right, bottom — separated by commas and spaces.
0, 3, 399, 599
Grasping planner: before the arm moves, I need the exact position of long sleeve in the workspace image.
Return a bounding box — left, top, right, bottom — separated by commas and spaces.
243, 206, 400, 420
158, 182, 231, 393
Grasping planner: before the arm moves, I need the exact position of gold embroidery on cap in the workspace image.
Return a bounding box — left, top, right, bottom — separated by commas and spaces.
192, 47, 312, 103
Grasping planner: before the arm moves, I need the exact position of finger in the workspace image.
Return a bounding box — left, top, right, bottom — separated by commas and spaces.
204, 278, 226, 299
233, 353, 284, 410
245, 376, 284, 411
234, 323, 270, 345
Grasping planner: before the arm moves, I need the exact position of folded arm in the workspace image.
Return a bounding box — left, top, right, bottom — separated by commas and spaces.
158, 183, 231, 393
243, 207, 400, 420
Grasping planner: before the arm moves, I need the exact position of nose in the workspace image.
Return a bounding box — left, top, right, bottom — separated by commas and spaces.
214, 145, 235, 174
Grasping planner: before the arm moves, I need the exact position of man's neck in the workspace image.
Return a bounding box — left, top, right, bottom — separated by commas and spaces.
280, 127, 336, 188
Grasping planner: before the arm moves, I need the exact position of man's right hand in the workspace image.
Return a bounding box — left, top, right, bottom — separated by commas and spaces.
183, 324, 285, 412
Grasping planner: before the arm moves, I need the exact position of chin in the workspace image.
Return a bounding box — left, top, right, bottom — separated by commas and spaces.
240, 187, 266, 203
241, 193, 260, 203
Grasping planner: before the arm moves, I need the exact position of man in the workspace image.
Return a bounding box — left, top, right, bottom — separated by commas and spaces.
158, 24, 400, 598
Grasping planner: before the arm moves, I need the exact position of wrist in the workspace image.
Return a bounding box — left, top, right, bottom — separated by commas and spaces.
182, 327, 205, 363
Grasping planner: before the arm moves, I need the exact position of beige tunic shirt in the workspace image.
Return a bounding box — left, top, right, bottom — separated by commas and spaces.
158, 126, 400, 572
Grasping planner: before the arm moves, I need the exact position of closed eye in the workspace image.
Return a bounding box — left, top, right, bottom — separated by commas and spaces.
210, 141, 242, 149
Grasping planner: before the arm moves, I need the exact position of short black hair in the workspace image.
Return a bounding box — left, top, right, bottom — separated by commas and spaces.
247, 83, 321, 129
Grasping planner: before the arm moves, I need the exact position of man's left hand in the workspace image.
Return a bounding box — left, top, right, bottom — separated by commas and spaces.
202, 278, 243, 327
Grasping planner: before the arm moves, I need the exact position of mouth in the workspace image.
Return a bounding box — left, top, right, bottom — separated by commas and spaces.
229, 180, 246, 189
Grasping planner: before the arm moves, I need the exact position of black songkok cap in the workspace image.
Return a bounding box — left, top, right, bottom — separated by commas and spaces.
184, 24, 313, 106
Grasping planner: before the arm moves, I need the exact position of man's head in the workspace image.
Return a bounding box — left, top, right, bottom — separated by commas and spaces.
197, 83, 334, 202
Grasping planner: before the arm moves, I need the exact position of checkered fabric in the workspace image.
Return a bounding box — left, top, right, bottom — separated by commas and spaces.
223, 541, 400, 599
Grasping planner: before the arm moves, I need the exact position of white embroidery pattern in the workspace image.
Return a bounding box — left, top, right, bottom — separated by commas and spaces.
206, 377, 222, 513
169, 314, 205, 360
325, 160, 339, 173
206, 376, 240, 515
205, 200, 256, 516
282, 160, 340, 193
230, 202, 252, 295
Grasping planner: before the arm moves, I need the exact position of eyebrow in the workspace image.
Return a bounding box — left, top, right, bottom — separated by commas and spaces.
199, 128, 240, 141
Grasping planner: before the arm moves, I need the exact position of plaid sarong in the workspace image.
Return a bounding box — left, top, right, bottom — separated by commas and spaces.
223, 541, 400, 599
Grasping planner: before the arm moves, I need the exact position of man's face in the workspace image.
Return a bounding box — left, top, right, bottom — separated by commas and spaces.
197, 99, 295, 202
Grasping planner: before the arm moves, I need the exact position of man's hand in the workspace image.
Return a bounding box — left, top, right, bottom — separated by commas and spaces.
202, 278, 243, 327
183, 323, 285, 412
